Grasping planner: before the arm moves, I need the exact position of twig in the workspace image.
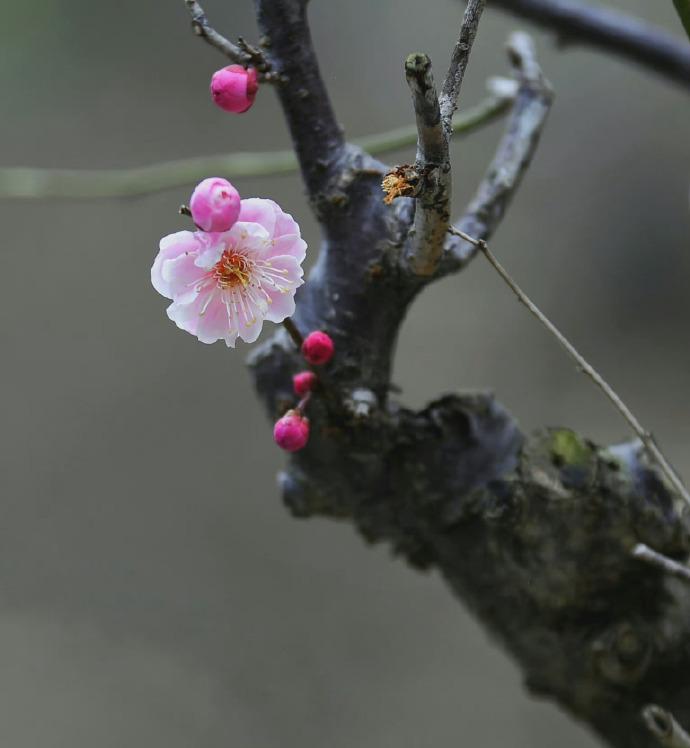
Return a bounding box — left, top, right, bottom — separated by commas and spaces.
440, 0, 486, 136
442, 32, 553, 273
487, 0, 690, 89
0, 95, 510, 200
448, 224, 690, 508
404, 53, 450, 276
281, 318, 304, 348
632, 544, 690, 583
643, 705, 690, 748
185, 0, 250, 66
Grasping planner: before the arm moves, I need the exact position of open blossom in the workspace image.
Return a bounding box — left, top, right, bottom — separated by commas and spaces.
151, 198, 306, 346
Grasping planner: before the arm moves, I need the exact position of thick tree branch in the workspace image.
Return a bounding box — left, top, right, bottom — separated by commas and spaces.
448, 225, 690, 506
253, 0, 346, 215
488, 0, 690, 89
440, 0, 486, 135
442, 31, 553, 272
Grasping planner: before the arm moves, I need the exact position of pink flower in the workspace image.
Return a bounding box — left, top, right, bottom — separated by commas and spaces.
152, 198, 306, 346
210, 65, 259, 113
273, 410, 310, 452
189, 177, 241, 232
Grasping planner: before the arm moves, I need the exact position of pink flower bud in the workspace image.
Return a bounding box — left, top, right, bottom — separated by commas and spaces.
293, 370, 317, 396
273, 410, 310, 452
301, 331, 334, 366
189, 177, 241, 232
210, 65, 259, 113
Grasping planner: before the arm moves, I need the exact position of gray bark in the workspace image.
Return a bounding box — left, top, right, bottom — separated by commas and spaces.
238, 2, 690, 746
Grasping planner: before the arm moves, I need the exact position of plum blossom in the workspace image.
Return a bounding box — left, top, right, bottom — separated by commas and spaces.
189, 177, 241, 232
152, 198, 306, 346
210, 65, 259, 113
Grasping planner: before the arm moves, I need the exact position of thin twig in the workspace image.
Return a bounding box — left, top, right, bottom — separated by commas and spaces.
0, 95, 510, 200
442, 32, 553, 273
448, 224, 690, 508
643, 705, 690, 748
440, 0, 486, 135
632, 544, 690, 583
281, 318, 304, 348
185, 0, 250, 66
487, 0, 690, 89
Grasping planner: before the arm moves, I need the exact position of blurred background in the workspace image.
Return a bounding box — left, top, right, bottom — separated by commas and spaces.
0, 1, 688, 746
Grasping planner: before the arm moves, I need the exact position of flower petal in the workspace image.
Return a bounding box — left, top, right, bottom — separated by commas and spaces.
151, 231, 200, 298
238, 197, 278, 236
268, 235, 307, 264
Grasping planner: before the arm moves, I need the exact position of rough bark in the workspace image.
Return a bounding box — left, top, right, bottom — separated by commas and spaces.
241, 2, 690, 746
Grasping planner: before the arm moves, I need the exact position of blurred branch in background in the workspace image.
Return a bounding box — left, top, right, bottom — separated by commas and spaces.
0, 94, 511, 200
487, 0, 690, 88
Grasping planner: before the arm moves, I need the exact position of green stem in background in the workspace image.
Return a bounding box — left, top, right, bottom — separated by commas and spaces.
0, 95, 510, 200
674, 0, 690, 41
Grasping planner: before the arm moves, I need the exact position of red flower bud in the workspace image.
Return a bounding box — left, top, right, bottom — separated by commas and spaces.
210, 65, 259, 113
273, 410, 310, 452
293, 370, 318, 397
301, 331, 334, 366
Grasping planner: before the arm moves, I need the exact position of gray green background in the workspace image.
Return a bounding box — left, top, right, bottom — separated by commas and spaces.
0, 1, 688, 746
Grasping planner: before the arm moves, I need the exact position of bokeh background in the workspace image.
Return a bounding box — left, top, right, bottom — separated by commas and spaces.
0, 1, 688, 746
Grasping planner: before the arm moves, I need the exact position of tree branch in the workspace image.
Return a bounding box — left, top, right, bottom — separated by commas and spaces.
442, 31, 553, 272
440, 0, 486, 136
633, 544, 690, 584
185, 0, 253, 67
448, 224, 690, 507
253, 0, 346, 212
643, 706, 690, 748
487, 0, 690, 89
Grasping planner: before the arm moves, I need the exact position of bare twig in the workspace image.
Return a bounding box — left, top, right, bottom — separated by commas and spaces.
442, 32, 553, 272
633, 543, 690, 583
448, 224, 690, 508
404, 53, 450, 276
440, 0, 486, 135
185, 0, 251, 66
643, 705, 690, 748
0, 94, 512, 200
488, 0, 690, 89
402, 0, 487, 277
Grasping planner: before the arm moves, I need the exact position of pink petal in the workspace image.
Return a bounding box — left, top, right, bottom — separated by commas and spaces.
151, 231, 200, 298
273, 209, 301, 240
268, 235, 307, 264
162, 252, 208, 299
264, 289, 297, 323
238, 198, 278, 236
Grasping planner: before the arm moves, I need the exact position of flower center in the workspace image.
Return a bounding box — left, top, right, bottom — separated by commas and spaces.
214, 249, 252, 289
